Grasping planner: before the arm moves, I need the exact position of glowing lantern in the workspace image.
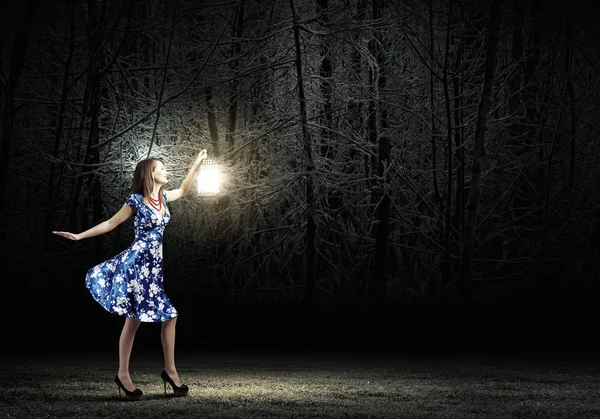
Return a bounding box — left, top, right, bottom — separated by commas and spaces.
197, 159, 220, 196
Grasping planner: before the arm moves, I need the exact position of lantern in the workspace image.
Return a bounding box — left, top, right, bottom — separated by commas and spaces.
197, 159, 220, 196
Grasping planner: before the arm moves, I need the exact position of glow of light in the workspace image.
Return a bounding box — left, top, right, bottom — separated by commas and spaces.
197, 159, 220, 196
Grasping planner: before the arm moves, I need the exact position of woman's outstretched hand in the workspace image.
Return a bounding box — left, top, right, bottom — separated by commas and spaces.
53, 231, 81, 241
195, 149, 208, 165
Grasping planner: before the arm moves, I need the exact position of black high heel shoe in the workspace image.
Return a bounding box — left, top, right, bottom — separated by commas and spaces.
160, 370, 189, 397
114, 375, 143, 401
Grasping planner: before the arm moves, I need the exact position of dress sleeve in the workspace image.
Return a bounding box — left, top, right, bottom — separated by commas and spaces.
163, 190, 168, 203
126, 193, 139, 211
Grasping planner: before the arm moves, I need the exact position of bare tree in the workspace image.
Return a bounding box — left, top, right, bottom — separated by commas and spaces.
0, 0, 36, 247
6, 0, 600, 310
225, 0, 246, 153
367, 0, 392, 309
460, 0, 501, 302
290, 0, 316, 307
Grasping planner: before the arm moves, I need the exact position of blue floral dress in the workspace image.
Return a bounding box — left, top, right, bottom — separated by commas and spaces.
85, 191, 178, 322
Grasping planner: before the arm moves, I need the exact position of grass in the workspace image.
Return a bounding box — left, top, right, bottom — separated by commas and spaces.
1, 344, 599, 418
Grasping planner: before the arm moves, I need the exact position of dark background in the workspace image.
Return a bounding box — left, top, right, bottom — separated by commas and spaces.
2, 0, 600, 356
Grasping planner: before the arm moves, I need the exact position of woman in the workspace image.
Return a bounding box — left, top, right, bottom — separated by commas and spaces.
53, 149, 207, 400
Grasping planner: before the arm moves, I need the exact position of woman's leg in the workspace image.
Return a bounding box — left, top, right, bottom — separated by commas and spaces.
161, 316, 182, 386
117, 317, 141, 391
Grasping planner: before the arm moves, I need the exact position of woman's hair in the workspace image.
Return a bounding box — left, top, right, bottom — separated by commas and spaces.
130, 157, 164, 204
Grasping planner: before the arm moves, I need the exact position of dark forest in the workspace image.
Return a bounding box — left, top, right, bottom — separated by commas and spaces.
2, 0, 600, 352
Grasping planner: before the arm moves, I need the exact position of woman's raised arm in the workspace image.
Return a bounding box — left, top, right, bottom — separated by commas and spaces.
165, 149, 207, 202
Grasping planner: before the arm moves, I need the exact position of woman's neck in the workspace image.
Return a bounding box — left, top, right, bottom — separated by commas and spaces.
148, 188, 161, 200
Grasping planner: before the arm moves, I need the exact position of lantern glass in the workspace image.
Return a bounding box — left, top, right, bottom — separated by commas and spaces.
197, 159, 220, 196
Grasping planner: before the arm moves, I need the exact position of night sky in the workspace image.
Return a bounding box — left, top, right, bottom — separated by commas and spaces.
2, 0, 600, 356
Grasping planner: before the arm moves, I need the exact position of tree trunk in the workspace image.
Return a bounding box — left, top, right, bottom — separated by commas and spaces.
538, 14, 572, 275
522, 0, 541, 155
290, 0, 316, 308
460, 0, 501, 303
226, 0, 246, 152
508, 0, 524, 141
147, 0, 177, 158
428, 0, 441, 205
367, 0, 391, 309
67, 0, 106, 256
371, 136, 392, 308
44, 1, 76, 247
441, 0, 454, 284
84, 0, 107, 257
0, 0, 36, 247
452, 27, 464, 274
346, 0, 367, 297
565, 18, 576, 217
347, 0, 367, 175
206, 85, 221, 158
317, 0, 333, 161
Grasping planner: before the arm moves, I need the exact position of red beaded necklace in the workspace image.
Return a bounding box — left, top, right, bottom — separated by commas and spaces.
148, 194, 162, 212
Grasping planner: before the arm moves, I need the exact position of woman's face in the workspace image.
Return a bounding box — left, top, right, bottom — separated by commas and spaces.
152, 160, 169, 185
